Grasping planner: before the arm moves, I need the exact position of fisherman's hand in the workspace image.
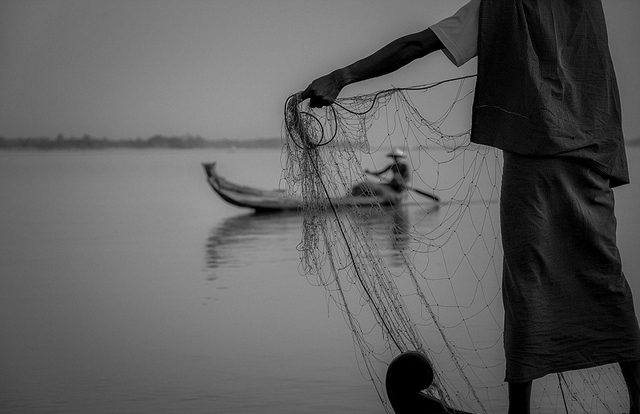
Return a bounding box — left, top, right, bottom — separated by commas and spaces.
301, 69, 345, 108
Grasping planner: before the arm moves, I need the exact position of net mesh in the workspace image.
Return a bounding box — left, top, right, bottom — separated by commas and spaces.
282, 77, 628, 414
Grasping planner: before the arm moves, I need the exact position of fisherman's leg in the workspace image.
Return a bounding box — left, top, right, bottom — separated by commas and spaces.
508, 380, 532, 414
620, 360, 640, 414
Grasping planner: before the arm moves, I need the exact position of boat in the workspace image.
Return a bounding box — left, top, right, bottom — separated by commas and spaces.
202, 162, 407, 213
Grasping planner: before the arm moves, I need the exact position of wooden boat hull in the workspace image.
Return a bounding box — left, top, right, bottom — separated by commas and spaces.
202, 162, 405, 213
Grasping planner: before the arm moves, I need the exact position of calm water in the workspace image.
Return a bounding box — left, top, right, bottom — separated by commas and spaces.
1, 147, 639, 414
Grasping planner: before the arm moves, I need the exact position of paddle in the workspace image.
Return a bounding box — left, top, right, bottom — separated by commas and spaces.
408, 187, 440, 202
364, 169, 440, 202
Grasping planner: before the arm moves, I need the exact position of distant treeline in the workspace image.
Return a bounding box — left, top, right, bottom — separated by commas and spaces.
0, 134, 283, 150
1, 133, 639, 151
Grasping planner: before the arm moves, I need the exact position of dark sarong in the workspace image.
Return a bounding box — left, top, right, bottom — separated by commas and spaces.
501, 152, 640, 382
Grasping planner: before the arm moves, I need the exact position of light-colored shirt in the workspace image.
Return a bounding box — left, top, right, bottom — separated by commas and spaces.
429, 0, 479, 67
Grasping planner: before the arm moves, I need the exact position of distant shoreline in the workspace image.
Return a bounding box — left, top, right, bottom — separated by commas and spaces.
0, 135, 283, 151
1, 134, 638, 151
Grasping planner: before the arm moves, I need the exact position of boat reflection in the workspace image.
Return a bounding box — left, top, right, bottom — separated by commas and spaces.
205, 204, 440, 274
205, 211, 302, 272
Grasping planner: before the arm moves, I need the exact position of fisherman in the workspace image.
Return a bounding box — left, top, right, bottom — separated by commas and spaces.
364, 147, 410, 193
300, 1, 640, 413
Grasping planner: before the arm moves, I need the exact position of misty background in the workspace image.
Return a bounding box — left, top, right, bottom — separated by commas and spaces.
1, 0, 639, 143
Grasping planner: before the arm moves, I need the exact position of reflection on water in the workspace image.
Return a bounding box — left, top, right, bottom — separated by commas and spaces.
205, 211, 302, 271
350, 205, 412, 267
205, 203, 440, 273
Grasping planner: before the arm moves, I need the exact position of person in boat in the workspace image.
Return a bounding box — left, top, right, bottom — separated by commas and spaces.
300, 1, 640, 413
354, 147, 410, 198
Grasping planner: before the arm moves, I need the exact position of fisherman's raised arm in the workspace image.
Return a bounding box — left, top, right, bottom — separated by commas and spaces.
301, 28, 444, 108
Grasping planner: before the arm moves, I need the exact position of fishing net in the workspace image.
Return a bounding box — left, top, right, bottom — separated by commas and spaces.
282, 76, 628, 414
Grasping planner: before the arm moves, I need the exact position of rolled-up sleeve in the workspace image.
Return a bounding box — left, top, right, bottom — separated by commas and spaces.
430, 0, 480, 67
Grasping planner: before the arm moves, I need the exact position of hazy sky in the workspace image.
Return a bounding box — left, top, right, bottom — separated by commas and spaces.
1, 0, 639, 141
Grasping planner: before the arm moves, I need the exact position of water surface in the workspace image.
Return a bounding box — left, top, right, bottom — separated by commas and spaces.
1, 148, 639, 413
